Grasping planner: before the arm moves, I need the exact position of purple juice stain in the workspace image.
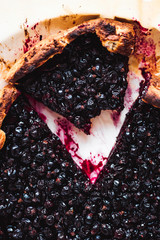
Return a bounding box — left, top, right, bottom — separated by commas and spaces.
81, 160, 103, 178
56, 118, 79, 153
111, 111, 121, 127
135, 21, 156, 59
25, 94, 47, 123
124, 80, 133, 110
23, 22, 40, 53
56, 118, 107, 183
135, 20, 150, 35
31, 23, 39, 30
23, 37, 32, 53
38, 112, 47, 123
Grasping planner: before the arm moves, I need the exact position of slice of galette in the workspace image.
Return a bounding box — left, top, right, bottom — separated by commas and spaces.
5, 18, 135, 134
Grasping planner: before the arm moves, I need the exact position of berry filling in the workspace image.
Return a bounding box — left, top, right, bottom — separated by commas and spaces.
0, 94, 160, 239
18, 33, 129, 134
0, 95, 82, 239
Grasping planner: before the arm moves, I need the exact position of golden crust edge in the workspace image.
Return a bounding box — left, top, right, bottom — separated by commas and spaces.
0, 85, 19, 149
5, 17, 135, 84
143, 75, 160, 108
0, 130, 6, 150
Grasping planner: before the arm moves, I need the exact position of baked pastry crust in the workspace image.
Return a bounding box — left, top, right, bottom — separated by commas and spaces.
5, 18, 135, 84
0, 85, 19, 149
143, 75, 160, 108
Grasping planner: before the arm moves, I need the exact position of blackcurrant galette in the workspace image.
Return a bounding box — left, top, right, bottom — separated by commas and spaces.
0, 18, 160, 240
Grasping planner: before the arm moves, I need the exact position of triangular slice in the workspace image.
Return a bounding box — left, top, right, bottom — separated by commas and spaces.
6, 18, 135, 134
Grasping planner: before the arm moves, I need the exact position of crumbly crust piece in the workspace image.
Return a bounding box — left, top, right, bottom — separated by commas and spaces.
5, 18, 135, 84
0, 85, 19, 149
143, 75, 160, 108
0, 130, 5, 150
